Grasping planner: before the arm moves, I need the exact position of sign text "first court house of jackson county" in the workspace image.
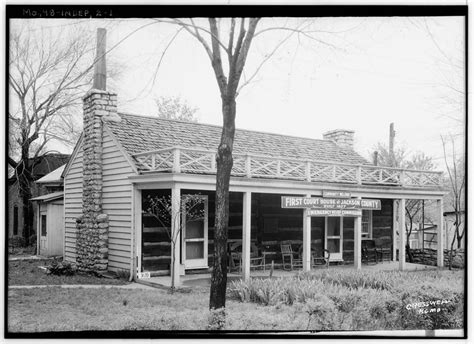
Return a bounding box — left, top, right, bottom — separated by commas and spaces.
281, 196, 381, 210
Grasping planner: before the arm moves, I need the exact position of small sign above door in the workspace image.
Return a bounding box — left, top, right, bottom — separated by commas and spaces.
322, 191, 351, 198
307, 209, 362, 217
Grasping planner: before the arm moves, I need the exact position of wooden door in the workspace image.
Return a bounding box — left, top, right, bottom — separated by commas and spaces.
48, 203, 64, 256
182, 195, 208, 269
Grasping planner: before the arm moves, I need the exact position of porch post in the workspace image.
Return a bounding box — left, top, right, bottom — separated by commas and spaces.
354, 196, 362, 270
242, 191, 252, 282
303, 193, 311, 271
437, 199, 444, 267
392, 199, 397, 262
399, 198, 406, 271
171, 185, 181, 286
132, 185, 142, 280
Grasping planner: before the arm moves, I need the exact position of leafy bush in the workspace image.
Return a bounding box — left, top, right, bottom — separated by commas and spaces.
9, 236, 25, 248
297, 269, 396, 291
396, 284, 464, 330
208, 308, 226, 330
116, 269, 130, 280
230, 277, 326, 306
46, 259, 76, 276
230, 269, 464, 331
304, 295, 338, 330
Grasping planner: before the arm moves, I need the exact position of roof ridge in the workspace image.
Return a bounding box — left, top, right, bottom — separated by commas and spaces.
117, 112, 338, 145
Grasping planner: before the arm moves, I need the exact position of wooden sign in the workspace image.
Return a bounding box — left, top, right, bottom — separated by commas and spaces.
281, 196, 381, 210
322, 191, 351, 198
307, 209, 362, 217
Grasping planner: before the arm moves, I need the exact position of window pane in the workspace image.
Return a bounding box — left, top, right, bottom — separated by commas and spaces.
186, 241, 204, 259
327, 239, 340, 253
327, 217, 340, 236
186, 220, 204, 239
41, 215, 47, 236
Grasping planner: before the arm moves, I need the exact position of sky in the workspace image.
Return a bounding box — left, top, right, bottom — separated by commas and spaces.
9, 14, 465, 171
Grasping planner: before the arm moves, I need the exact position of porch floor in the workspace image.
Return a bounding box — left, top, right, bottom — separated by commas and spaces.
138, 261, 438, 289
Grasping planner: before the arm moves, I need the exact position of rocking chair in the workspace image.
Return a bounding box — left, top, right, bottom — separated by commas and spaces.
281, 242, 302, 270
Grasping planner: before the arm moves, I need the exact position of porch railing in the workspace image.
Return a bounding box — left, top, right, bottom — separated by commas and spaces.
133, 146, 444, 188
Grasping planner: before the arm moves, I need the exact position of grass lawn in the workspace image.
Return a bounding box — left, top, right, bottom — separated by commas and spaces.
8, 286, 310, 332
7, 268, 464, 333
8, 259, 127, 286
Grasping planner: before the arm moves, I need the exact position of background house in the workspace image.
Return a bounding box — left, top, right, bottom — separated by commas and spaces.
8, 154, 69, 242
30, 165, 67, 256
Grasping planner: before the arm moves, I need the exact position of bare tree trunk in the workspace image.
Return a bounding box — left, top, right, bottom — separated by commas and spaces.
18, 145, 34, 247
448, 230, 457, 270
20, 173, 33, 246
170, 241, 176, 292
210, 96, 236, 310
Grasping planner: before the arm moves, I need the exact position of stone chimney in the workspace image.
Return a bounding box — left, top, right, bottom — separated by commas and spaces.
323, 129, 355, 149
76, 28, 117, 272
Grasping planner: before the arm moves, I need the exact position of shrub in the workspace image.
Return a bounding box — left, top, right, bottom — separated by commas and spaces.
396, 283, 464, 330
298, 269, 395, 291
116, 269, 130, 280
208, 308, 226, 330
229, 269, 464, 331
9, 236, 25, 249
46, 259, 76, 276
304, 294, 338, 330
230, 277, 326, 306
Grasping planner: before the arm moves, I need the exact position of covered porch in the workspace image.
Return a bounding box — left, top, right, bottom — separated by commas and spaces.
130, 165, 446, 286
138, 261, 438, 289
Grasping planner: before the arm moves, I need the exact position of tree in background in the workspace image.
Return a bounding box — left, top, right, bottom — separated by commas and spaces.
371, 142, 407, 168
8, 24, 94, 245
441, 135, 465, 270
371, 143, 436, 261
155, 96, 199, 122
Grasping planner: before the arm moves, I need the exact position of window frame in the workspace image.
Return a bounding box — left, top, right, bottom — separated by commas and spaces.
361, 210, 373, 239
41, 214, 47, 237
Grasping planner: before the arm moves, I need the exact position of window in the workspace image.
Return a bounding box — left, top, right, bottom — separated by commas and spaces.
361, 210, 372, 239
13, 206, 18, 236
41, 215, 47, 236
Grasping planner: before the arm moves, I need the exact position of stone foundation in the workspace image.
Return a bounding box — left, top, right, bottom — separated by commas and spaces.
409, 248, 465, 268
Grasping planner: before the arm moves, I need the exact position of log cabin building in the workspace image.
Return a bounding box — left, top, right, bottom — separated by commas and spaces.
62, 29, 447, 285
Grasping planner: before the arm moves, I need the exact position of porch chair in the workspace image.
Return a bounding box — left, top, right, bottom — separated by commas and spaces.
281, 242, 302, 270
361, 239, 378, 265
296, 244, 331, 269
311, 247, 331, 269
374, 236, 392, 262
229, 242, 264, 272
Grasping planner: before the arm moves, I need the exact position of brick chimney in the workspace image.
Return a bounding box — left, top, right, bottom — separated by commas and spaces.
76, 28, 117, 272
323, 129, 355, 149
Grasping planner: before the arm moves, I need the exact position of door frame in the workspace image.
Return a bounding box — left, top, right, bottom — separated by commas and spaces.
39, 210, 48, 256
324, 216, 344, 261
182, 194, 209, 269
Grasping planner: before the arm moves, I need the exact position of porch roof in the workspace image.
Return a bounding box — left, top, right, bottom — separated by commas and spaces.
30, 191, 64, 202
106, 112, 369, 165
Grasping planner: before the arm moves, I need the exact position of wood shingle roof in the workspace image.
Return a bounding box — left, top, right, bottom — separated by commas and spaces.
106, 113, 369, 166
